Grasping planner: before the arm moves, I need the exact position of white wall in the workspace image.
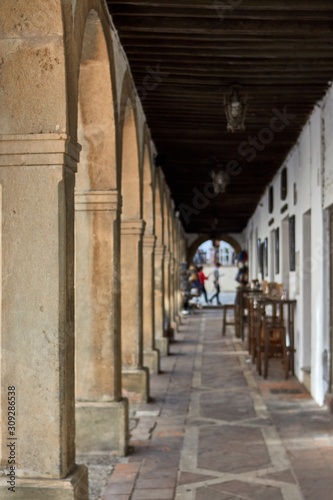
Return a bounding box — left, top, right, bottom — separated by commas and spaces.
243, 86, 333, 405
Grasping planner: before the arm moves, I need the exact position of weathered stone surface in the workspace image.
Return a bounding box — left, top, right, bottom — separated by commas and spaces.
122, 368, 150, 404
0, 136, 87, 496
0, 465, 89, 500
155, 337, 169, 358
155, 245, 169, 356
143, 349, 160, 375
142, 235, 160, 374
76, 399, 128, 455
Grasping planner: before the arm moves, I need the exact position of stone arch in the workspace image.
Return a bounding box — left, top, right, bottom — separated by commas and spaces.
142, 129, 159, 373
163, 184, 172, 332
76, 9, 116, 191
74, 9, 126, 454
154, 168, 164, 246
120, 100, 142, 219
187, 234, 242, 265
142, 130, 155, 235
119, 77, 148, 401
163, 184, 171, 251
154, 168, 168, 354
66, 0, 119, 152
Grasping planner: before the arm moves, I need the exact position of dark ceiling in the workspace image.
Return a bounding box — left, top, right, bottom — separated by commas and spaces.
107, 0, 333, 234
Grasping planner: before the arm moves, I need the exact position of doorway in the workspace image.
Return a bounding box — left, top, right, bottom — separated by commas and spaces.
270, 229, 275, 282
281, 217, 290, 292
329, 208, 333, 392
302, 210, 312, 391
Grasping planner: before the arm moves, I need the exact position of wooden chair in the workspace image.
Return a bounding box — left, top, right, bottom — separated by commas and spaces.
257, 298, 291, 379
262, 280, 269, 295
262, 317, 288, 379
267, 282, 284, 300
248, 298, 262, 364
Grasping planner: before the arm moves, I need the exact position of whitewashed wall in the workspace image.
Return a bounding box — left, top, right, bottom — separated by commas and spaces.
243, 86, 333, 405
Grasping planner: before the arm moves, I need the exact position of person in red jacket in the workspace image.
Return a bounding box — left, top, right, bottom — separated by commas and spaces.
198, 266, 209, 304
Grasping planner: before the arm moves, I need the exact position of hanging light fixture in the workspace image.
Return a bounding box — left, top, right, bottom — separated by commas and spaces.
210, 169, 230, 193
224, 84, 247, 133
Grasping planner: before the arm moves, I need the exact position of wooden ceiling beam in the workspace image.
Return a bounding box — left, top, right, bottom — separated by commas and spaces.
127, 53, 333, 63
114, 18, 333, 36
110, 5, 333, 21
131, 69, 331, 81
119, 32, 333, 44
108, 1, 333, 233
108, 0, 333, 11
130, 73, 331, 86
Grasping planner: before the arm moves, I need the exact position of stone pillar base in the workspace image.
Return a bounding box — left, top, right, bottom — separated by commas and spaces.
75, 399, 128, 455
144, 349, 160, 374
155, 337, 169, 357
0, 465, 88, 500
122, 368, 150, 403
171, 321, 179, 334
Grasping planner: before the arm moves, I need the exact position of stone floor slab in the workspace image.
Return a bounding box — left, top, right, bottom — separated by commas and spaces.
99, 310, 333, 500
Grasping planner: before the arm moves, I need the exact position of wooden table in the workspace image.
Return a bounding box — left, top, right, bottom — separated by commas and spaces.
235, 286, 262, 341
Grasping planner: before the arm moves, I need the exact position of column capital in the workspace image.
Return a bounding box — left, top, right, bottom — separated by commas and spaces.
75, 190, 121, 212
143, 234, 157, 248
121, 219, 145, 236
155, 244, 166, 257
0, 133, 80, 172
164, 249, 171, 262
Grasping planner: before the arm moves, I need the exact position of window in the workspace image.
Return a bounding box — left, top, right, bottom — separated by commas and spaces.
289, 215, 296, 271
275, 228, 280, 274
281, 168, 287, 200
268, 186, 274, 213
264, 237, 268, 276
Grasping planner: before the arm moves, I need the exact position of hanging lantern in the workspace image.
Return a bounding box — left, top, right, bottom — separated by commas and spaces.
224, 85, 247, 133
210, 170, 230, 193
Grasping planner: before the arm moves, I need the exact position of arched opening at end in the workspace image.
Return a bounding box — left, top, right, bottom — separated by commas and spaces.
188, 233, 242, 265
194, 239, 237, 267
121, 103, 141, 220
77, 9, 116, 191
188, 236, 242, 298
143, 145, 154, 235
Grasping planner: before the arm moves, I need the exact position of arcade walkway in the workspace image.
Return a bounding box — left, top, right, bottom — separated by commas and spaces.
99, 310, 333, 500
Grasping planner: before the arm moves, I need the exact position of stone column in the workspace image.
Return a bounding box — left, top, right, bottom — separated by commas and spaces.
164, 249, 171, 335
174, 228, 182, 327
170, 255, 178, 332
175, 256, 182, 325
0, 134, 88, 499
121, 219, 149, 402
155, 245, 169, 356
74, 190, 128, 455
169, 255, 176, 336
143, 235, 160, 374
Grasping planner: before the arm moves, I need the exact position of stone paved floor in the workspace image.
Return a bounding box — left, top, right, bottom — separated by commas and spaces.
100, 309, 333, 500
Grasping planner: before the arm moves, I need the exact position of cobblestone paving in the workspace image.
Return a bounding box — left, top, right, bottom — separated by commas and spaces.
100, 309, 333, 500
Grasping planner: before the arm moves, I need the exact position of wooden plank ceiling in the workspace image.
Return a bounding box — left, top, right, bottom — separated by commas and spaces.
107, 0, 333, 234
